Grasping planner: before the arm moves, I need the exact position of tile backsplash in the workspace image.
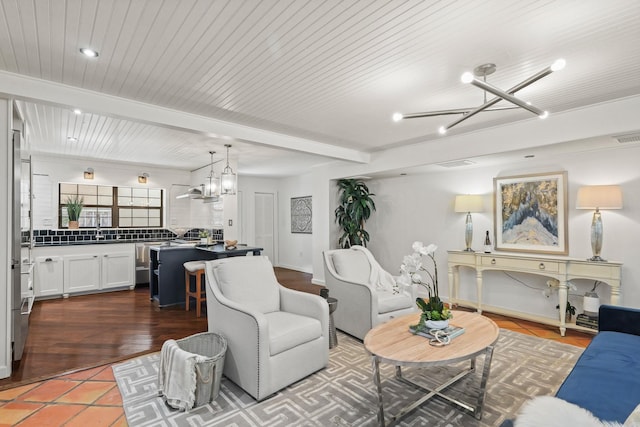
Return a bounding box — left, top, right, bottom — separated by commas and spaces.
31, 228, 223, 246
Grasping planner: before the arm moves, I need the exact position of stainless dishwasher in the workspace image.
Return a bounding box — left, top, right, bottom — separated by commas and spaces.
135, 242, 163, 285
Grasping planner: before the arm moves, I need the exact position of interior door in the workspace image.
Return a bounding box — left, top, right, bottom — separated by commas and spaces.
254, 192, 275, 263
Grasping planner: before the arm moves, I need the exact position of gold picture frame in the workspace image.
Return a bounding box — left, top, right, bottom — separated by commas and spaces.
494, 171, 568, 255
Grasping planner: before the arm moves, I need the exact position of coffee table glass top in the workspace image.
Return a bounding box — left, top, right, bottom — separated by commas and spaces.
364, 311, 499, 366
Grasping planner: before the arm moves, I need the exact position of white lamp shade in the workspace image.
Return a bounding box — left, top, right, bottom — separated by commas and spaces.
454, 194, 484, 213
576, 185, 623, 210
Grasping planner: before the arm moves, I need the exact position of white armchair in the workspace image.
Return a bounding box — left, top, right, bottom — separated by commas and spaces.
323, 246, 418, 340
205, 256, 329, 401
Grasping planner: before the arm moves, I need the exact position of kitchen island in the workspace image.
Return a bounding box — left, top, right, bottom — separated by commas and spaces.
149, 243, 263, 307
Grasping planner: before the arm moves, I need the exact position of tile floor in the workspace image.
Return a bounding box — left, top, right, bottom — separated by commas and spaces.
0, 312, 593, 426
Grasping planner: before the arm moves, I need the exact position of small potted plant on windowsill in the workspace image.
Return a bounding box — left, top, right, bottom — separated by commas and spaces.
199, 230, 210, 245
66, 195, 83, 229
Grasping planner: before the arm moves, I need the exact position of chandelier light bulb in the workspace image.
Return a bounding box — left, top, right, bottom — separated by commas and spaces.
392, 112, 404, 122
551, 58, 566, 72
460, 72, 474, 84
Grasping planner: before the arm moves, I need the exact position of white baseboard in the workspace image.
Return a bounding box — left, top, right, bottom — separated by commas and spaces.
0, 364, 9, 379
276, 263, 313, 274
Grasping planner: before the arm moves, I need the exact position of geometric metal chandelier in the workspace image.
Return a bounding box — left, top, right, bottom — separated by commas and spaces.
393, 59, 565, 135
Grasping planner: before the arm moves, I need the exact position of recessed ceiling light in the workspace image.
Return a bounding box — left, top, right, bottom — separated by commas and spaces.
73, 109, 82, 115
524, 154, 535, 158
79, 48, 99, 58
67, 137, 78, 142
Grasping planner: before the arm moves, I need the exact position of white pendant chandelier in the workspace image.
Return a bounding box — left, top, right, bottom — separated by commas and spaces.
220, 144, 237, 195
393, 59, 565, 134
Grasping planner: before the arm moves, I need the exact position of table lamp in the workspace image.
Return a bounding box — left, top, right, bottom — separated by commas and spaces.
454, 195, 484, 252
576, 185, 623, 262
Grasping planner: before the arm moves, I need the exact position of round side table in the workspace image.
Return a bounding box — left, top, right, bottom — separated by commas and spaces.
326, 297, 338, 349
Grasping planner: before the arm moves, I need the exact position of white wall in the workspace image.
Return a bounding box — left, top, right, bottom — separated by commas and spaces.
355, 144, 640, 320
31, 154, 191, 229
276, 173, 314, 273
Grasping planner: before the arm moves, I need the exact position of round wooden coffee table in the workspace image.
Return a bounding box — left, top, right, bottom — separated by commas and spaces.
364, 310, 499, 426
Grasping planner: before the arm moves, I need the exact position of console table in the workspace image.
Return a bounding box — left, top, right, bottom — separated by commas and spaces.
447, 250, 622, 336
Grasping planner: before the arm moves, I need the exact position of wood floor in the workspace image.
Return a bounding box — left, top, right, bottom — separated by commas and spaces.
0, 267, 323, 389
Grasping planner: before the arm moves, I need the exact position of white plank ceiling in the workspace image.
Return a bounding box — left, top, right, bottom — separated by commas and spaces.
1, 0, 639, 175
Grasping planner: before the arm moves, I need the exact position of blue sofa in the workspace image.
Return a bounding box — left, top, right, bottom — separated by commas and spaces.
504, 304, 640, 425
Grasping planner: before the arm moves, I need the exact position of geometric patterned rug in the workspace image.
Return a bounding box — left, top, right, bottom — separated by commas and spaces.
113, 329, 583, 426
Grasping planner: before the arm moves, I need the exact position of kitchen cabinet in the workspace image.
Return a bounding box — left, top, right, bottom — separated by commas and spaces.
64, 254, 101, 294
33, 243, 135, 298
34, 254, 63, 298
102, 251, 135, 289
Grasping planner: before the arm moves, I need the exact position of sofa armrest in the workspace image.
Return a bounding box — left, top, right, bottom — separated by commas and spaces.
598, 305, 640, 336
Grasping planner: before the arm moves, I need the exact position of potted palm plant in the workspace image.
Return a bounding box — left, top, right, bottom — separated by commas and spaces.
334, 179, 376, 248
66, 195, 83, 229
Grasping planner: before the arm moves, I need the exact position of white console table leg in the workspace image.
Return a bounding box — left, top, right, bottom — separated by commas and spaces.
610, 283, 621, 306
558, 280, 568, 337
448, 265, 460, 308
476, 270, 483, 314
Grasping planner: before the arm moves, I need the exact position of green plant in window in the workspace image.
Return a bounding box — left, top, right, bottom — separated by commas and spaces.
66, 195, 84, 222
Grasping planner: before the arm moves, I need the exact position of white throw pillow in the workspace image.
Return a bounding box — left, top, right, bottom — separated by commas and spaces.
515, 396, 623, 427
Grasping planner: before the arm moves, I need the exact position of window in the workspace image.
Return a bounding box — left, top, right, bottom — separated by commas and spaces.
59, 184, 164, 228
117, 187, 163, 227
60, 183, 114, 228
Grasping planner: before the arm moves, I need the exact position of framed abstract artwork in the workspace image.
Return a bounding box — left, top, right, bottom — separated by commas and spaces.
291, 196, 312, 234
494, 171, 568, 255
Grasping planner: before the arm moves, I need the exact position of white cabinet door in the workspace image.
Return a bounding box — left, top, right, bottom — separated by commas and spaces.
64, 254, 101, 294
101, 251, 134, 289
34, 256, 63, 297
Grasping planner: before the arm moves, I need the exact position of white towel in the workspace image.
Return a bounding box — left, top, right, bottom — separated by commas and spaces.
158, 339, 205, 411
351, 245, 398, 294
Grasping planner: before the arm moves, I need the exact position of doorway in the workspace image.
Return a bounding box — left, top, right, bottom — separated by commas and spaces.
254, 192, 276, 264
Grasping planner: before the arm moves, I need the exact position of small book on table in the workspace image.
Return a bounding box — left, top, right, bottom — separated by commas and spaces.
409, 325, 465, 340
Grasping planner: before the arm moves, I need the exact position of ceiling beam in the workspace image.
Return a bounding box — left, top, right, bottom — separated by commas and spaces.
0, 70, 370, 164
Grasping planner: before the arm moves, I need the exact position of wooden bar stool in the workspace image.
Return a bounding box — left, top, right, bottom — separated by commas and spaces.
184, 261, 207, 317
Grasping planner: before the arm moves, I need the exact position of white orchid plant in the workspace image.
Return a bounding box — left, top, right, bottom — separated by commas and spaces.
399, 241, 451, 326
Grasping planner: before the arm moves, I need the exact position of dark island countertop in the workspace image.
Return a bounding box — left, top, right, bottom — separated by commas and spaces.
195, 243, 263, 256
149, 243, 263, 307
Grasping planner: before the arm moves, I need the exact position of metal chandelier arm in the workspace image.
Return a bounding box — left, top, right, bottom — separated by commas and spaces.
466, 77, 546, 117
401, 105, 519, 119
